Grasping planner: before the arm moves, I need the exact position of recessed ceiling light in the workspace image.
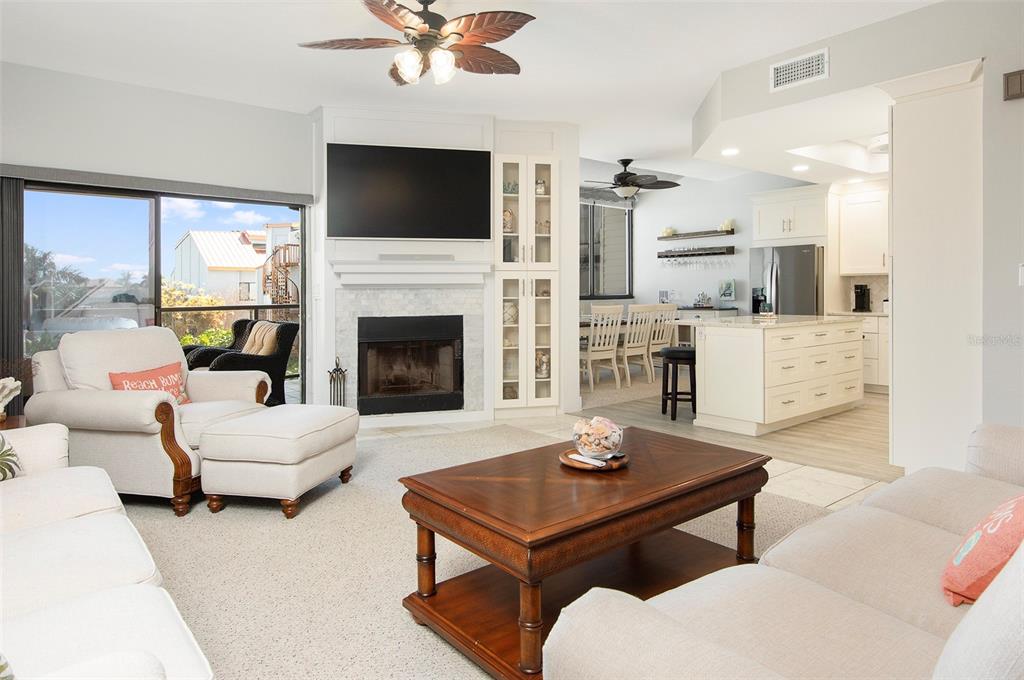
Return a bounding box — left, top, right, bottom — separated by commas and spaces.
792, 164, 810, 172
721, 148, 740, 157
848, 177, 864, 184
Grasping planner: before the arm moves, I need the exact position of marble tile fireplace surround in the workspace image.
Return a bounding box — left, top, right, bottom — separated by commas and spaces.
333, 261, 487, 418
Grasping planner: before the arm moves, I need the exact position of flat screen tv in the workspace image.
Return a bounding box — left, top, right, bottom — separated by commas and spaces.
327, 143, 491, 240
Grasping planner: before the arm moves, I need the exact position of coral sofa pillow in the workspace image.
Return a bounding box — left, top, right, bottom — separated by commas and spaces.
109, 362, 191, 405
942, 494, 1024, 605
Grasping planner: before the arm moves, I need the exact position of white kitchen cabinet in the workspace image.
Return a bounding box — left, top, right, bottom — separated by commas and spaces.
861, 316, 890, 388
751, 185, 829, 242
694, 319, 864, 435
839, 189, 889, 275
496, 272, 558, 408
495, 155, 558, 271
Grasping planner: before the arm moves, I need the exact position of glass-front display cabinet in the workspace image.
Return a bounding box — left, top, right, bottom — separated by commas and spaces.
495, 155, 558, 271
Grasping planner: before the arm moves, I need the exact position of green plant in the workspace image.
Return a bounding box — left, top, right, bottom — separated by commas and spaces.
160, 279, 228, 339
179, 327, 234, 348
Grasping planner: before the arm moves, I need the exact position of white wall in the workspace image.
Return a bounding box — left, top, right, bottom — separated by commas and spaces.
890, 83, 983, 473
0, 63, 313, 195
632, 173, 806, 310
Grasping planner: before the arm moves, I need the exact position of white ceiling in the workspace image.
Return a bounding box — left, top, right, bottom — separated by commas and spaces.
693, 86, 893, 185
0, 1, 925, 179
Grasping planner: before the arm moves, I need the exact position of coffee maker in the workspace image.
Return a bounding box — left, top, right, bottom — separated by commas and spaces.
853, 284, 871, 312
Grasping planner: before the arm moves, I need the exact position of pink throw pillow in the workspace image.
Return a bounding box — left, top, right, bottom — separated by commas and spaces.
942, 494, 1024, 605
109, 362, 191, 405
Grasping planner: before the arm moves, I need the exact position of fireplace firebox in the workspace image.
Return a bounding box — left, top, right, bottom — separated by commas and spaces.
357, 315, 464, 415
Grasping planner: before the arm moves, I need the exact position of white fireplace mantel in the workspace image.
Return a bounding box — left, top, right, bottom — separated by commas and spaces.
330, 259, 493, 288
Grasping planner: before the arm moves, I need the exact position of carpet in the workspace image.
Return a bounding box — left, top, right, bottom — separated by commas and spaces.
126, 425, 828, 680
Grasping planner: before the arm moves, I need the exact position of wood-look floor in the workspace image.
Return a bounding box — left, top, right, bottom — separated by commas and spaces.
574, 392, 902, 483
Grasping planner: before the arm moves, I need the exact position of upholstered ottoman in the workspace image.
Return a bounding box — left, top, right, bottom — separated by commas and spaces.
198, 405, 359, 518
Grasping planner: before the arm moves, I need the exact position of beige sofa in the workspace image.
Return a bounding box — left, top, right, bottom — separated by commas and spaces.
545, 424, 1024, 679
0, 424, 211, 679
25, 326, 270, 515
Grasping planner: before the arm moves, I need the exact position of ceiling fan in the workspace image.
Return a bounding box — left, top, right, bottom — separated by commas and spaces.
585, 159, 681, 198
299, 0, 535, 86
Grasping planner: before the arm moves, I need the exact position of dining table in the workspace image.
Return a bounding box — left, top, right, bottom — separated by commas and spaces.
579, 315, 701, 344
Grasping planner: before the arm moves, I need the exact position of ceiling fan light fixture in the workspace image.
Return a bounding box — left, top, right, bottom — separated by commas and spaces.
613, 186, 639, 198
429, 48, 457, 85
394, 48, 423, 84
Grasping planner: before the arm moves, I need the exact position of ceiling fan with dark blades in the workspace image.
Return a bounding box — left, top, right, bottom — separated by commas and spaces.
299, 0, 535, 86
585, 159, 681, 198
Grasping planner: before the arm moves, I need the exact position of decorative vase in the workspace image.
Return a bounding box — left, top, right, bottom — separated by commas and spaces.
535, 350, 550, 379
535, 179, 546, 195
503, 301, 519, 325
502, 208, 515, 234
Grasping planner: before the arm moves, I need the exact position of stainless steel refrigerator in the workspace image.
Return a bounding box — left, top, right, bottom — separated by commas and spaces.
750, 245, 824, 315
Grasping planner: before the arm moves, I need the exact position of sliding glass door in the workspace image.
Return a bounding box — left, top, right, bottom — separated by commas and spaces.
20, 186, 305, 403
23, 188, 157, 353
158, 197, 302, 403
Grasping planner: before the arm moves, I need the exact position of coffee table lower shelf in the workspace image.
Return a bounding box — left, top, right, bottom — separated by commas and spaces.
403, 529, 742, 680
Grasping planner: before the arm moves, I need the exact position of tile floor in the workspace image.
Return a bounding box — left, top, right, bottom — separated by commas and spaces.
358, 418, 887, 511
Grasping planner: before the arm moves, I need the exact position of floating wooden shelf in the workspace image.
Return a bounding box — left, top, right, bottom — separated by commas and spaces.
657, 228, 734, 241
658, 246, 736, 259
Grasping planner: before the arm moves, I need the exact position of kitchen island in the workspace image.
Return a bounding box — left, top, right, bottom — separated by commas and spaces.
694, 315, 864, 436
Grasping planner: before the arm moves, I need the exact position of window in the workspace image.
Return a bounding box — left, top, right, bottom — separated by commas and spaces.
23, 188, 156, 354
580, 203, 632, 299
21, 185, 305, 402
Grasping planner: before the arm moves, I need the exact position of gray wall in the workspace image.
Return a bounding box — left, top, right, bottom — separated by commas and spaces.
0, 63, 314, 196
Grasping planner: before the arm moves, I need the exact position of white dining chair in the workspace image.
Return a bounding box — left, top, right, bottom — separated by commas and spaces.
581, 305, 623, 392
617, 304, 656, 387
648, 303, 678, 375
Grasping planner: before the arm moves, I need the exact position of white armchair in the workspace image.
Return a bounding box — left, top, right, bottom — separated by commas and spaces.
24, 327, 270, 516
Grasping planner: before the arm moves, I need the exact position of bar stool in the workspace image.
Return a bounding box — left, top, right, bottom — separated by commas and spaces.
660, 346, 696, 420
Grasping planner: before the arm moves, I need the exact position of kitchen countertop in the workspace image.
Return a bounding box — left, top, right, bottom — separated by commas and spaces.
697, 314, 861, 329
677, 306, 739, 311
827, 311, 889, 317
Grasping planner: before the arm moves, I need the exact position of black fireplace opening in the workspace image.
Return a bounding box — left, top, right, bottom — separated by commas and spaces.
357, 315, 464, 415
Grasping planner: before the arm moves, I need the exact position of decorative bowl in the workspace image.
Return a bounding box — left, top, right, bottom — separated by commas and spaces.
571, 416, 623, 460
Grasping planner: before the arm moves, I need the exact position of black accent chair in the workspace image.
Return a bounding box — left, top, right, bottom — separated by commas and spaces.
184, 319, 299, 407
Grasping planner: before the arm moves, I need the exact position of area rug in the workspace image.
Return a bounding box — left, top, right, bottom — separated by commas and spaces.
126, 425, 828, 680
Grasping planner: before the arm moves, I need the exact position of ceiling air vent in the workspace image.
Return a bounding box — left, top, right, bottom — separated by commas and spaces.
770, 48, 829, 92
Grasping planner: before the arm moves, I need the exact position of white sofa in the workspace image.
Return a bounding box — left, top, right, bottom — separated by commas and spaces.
545, 424, 1024, 679
25, 326, 270, 515
0, 424, 211, 679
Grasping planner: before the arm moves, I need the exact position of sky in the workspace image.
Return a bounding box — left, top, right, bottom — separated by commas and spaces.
24, 190, 299, 282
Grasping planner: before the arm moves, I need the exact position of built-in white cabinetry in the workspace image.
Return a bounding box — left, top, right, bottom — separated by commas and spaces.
839, 189, 889, 275
497, 273, 558, 408
861, 316, 890, 388
495, 154, 561, 410
751, 185, 829, 242
495, 155, 558, 270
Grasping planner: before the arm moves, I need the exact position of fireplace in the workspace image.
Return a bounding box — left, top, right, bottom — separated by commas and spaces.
357, 315, 464, 415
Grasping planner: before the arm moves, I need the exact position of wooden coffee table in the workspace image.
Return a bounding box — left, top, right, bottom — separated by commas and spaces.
400, 427, 770, 679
